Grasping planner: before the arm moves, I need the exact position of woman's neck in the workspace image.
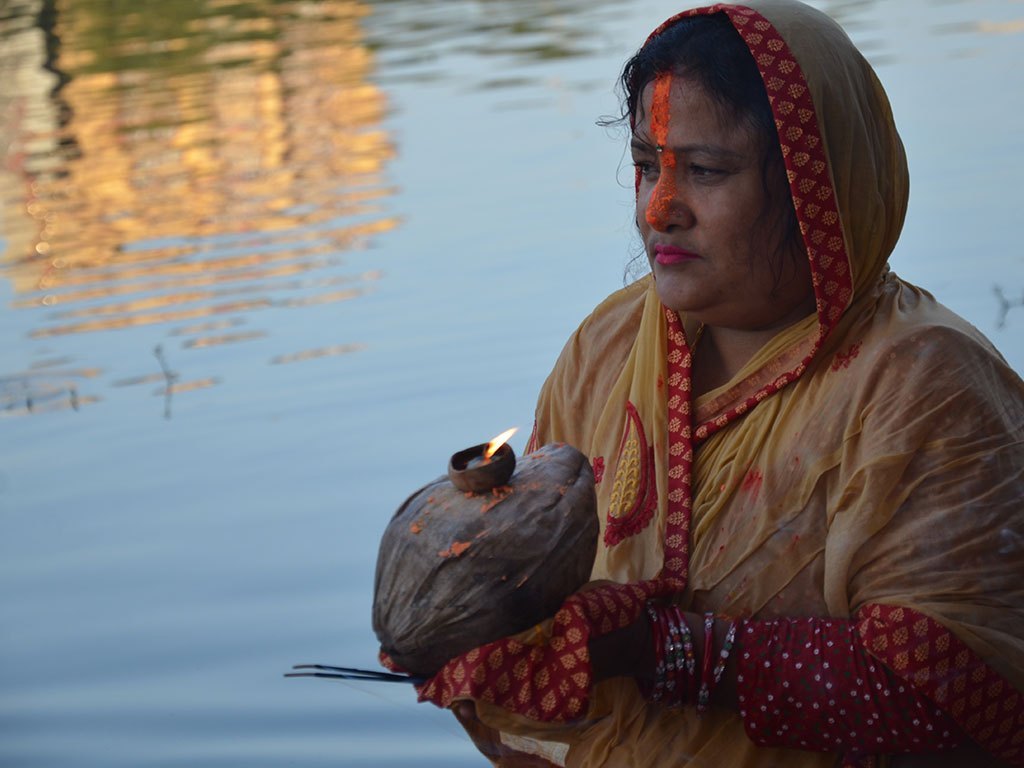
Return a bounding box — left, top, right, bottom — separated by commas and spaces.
692, 324, 783, 398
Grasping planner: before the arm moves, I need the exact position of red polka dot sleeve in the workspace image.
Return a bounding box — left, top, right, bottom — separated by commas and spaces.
736, 616, 963, 757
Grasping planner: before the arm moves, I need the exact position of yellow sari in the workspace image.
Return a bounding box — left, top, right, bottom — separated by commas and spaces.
441, 1, 1024, 765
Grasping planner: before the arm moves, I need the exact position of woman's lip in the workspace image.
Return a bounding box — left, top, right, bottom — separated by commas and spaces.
654, 244, 700, 265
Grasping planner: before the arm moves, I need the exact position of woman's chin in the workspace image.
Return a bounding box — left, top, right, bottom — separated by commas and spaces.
652, 277, 702, 316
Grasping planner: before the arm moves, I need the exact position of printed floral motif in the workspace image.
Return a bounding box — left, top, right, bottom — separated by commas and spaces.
857, 604, 1024, 765
662, 309, 695, 586
831, 342, 862, 372
604, 402, 658, 546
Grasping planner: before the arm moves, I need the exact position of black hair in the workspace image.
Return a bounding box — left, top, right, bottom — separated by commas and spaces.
608, 13, 803, 287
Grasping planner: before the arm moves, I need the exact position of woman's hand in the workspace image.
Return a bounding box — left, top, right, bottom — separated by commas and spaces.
588, 611, 654, 682
588, 608, 740, 710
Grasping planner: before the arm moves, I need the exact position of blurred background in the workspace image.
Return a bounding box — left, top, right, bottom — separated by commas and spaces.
1, 0, 1021, 765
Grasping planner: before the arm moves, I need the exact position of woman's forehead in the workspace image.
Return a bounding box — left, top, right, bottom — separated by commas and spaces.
632, 75, 761, 151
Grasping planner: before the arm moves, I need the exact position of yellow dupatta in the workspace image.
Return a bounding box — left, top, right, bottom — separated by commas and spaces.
468, 1, 1024, 766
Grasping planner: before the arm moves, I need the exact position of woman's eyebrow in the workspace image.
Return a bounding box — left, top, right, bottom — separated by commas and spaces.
630, 136, 657, 153
630, 137, 746, 162
681, 143, 746, 162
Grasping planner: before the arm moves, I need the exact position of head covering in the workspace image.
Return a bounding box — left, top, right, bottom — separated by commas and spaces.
649, 1, 909, 302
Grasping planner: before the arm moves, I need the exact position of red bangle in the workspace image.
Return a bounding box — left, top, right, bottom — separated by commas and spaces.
644, 602, 666, 702
696, 612, 715, 715
662, 605, 680, 706
712, 620, 739, 690
671, 606, 696, 704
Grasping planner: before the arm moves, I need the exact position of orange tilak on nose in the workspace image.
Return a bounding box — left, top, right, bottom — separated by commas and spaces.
645, 72, 677, 231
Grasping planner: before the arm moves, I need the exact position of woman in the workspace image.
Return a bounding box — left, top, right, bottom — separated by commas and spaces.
403, 1, 1024, 765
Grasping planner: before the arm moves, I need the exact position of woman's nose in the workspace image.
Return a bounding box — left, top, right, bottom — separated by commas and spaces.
644, 153, 692, 231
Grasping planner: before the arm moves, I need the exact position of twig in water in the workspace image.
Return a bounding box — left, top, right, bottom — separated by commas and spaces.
994, 285, 1024, 330
154, 345, 179, 419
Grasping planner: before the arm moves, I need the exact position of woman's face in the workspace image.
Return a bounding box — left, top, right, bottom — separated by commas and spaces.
632, 74, 815, 331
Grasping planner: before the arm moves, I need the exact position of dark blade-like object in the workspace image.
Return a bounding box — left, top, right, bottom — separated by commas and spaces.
285, 664, 426, 684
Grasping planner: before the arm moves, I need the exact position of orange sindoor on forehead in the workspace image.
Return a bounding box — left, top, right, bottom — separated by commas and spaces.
650, 71, 673, 145
645, 72, 677, 230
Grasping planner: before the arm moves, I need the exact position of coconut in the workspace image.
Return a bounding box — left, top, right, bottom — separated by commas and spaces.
373, 443, 598, 677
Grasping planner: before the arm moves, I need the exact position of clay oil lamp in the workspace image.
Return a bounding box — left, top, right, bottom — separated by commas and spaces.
447, 427, 517, 493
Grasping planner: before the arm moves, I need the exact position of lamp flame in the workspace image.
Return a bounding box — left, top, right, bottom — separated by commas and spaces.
484, 427, 518, 460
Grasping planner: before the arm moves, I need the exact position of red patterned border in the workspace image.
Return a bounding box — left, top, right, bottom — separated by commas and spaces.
405, 581, 665, 721
661, 310, 694, 589
524, 420, 540, 454
644, 5, 854, 446
857, 604, 1024, 765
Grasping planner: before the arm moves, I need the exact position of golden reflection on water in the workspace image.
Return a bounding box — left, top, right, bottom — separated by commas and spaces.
0, 0, 396, 359
271, 343, 367, 365
2, 0, 1020, 418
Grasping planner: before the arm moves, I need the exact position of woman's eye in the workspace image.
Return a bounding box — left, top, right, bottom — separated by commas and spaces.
632, 160, 658, 179
689, 164, 723, 178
